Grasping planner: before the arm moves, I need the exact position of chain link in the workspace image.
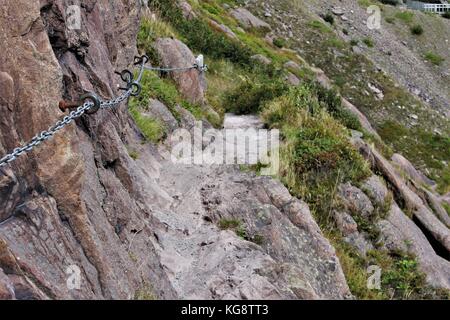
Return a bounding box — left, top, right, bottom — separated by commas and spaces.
0, 61, 143, 168
0, 55, 206, 168
0, 56, 207, 168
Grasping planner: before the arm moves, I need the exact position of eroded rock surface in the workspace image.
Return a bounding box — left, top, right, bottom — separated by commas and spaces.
0, 0, 353, 300
154, 38, 207, 105
230, 8, 271, 31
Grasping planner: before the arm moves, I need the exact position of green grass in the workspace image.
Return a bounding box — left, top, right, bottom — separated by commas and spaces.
385, 16, 395, 24
129, 107, 165, 143
443, 202, 450, 217
218, 218, 241, 230
326, 37, 345, 49
410, 24, 424, 36
137, 11, 177, 64
262, 85, 371, 225
395, 11, 415, 23
378, 120, 450, 193
362, 37, 374, 48
224, 71, 288, 114
358, 0, 378, 8
127, 147, 140, 160
330, 231, 449, 299
308, 20, 333, 33
149, 0, 253, 65
273, 37, 287, 48
424, 51, 445, 66
134, 283, 157, 300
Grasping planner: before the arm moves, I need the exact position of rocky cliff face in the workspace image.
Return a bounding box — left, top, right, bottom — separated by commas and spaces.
0, 0, 176, 299
0, 0, 351, 300
1, 0, 449, 300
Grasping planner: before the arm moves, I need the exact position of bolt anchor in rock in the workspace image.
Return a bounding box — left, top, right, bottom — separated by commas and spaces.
59, 93, 101, 114
59, 100, 82, 112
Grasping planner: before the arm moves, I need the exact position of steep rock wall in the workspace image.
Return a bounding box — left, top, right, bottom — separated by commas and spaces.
0, 0, 176, 299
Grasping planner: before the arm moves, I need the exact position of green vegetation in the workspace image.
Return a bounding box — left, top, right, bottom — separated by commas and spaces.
310, 82, 362, 131
138, 12, 177, 64
362, 37, 374, 48
138, 0, 450, 299
410, 24, 424, 35
218, 218, 241, 230
262, 85, 370, 225
395, 11, 415, 23
378, 121, 450, 193
385, 16, 395, 24
308, 20, 332, 33
443, 202, 450, 217
273, 37, 287, 48
134, 283, 157, 300
424, 51, 445, 65
129, 107, 165, 143
358, 0, 378, 8
323, 13, 335, 25
218, 218, 259, 243
149, 0, 252, 65
224, 70, 288, 114
127, 147, 140, 160
332, 231, 448, 299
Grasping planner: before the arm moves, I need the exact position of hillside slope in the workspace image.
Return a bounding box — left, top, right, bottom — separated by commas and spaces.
0, 0, 449, 300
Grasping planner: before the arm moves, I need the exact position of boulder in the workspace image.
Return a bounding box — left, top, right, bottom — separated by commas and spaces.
250, 54, 272, 65
378, 202, 450, 289
391, 153, 435, 187
0, 268, 14, 300
332, 211, 373, 256
178, 0, 197, 20
284, 60, 301, 71
362, 175, 389, 207
230, 8, 271, 32
209, 20, 238, 40
311, 66, 332, 89
338, 183, 374, 218
351, 137, 450, 255
285, 72, 301, 86
368, 83, 384, 101
154, 38, 206, 105
344, 232, 373, 256
145, 99, 178, 133
341, 98, 380, 138
332, 7, 345, 16
333, 211, 358, 236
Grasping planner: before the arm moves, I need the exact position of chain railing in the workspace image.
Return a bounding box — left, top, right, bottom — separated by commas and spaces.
0, 54, 207, 168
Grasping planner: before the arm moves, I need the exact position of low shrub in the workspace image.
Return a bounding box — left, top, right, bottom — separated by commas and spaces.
262, 85, 371, 224
410, 24, 423, 35
273, 37, 287, 48
424, 51, 444, 65
149, 0, 253, 66
363, 37, 374, 48
323, 13, 335, 25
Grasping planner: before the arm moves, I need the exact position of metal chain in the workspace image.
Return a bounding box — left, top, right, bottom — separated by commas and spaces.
144, 65, 196, 72
0, 54, 207, 168
0, 58, 145, 168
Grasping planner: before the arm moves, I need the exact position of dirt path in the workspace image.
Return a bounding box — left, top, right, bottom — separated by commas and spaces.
144, 114, 351, 299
